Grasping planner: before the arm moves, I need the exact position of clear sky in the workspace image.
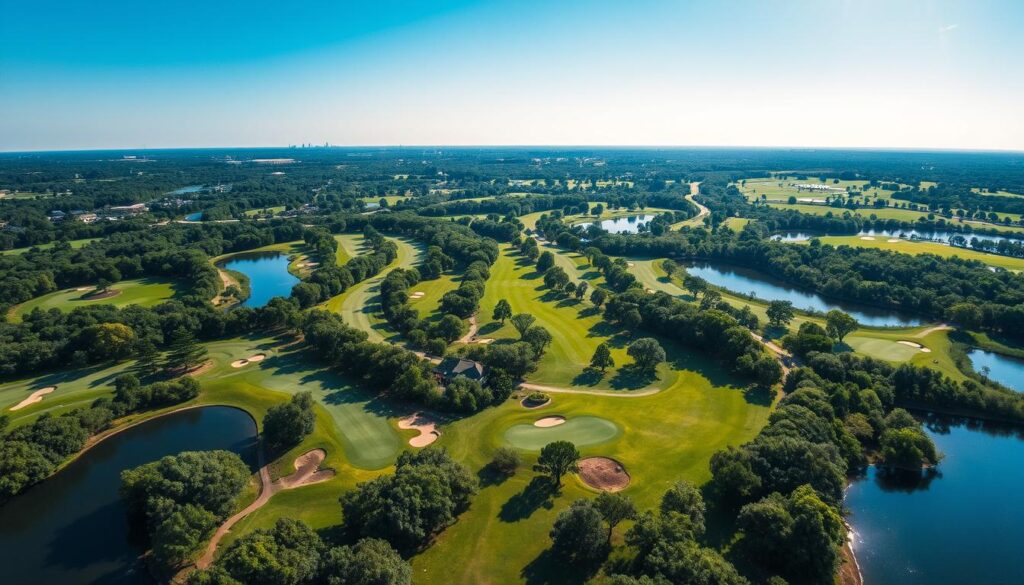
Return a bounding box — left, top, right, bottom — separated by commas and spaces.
1, 0, 1021, 151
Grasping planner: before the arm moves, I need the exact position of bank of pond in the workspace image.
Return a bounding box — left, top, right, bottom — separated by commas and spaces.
846, 417, 1024, 585
217, 252, 299, 308
682, 261, 922, 327
967, 349, 1024, 393
0, 406, 258, 585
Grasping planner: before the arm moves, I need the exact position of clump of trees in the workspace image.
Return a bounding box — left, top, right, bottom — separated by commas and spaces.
263, 391, 315, 452
339, 448, 477, 551
120, 450, 251, 570
188, 518, 410, 585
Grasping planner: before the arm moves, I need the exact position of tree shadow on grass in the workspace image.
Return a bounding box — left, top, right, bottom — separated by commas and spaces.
477, 464, 512, 488
743, 385, 774, 407
609, 364, 658, 390
572, 367, 606, 387
763, 325, 788, 341
577, 306, 601, 319
521, 548, 591, 585
581, 270, 602, 281
499, 476, 555, 523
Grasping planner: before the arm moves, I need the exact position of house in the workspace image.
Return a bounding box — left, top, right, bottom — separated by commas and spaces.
48, 210, 66, 221
433, 357, 488, 385
107, 203, 148, 216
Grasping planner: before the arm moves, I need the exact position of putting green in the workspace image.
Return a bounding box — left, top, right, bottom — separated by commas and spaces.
844, 337, 921, 362
8, 277, 182, 322
503, 415, 620, 450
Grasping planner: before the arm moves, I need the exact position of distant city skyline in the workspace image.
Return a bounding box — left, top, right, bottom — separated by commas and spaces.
1, 0, 1022, 152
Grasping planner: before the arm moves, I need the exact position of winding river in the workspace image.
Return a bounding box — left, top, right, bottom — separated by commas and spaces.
846, 418, 1024, 585
218, 252, 299, 308
682, 261, 922, 327
0, 407, 258, 585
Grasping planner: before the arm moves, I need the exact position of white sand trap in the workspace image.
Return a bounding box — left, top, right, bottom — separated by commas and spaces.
230, 353, 267, 368
627, 262, 635, 267
276, 449, 335, 489
75, 286, 94, 292
398, 413, 441, 447
646, 289, 655, 294
887, 239, 901, 243
409, 291, 425, 297
897, 340, 931, 352
860, 236, 876, 241
534, 415, 566, 427
474, 338, 495, 345
10, 386, 56, 411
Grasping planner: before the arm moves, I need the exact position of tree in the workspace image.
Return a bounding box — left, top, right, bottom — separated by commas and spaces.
543, 266, 570, 291
575, 281, 589, 300
766, 300, 795, 329
550, 499, 608, 565
321, 538, 411, 585
96, 277, 112, 293
683, 275, 707, 298
590, 288, 608, 307
489, 447, 521, 476
595, 492, 636, 542
432, 314, 467, 343
590, 343, 615, 372
81, 322, 137, 361
536, 251, 555, 273
660, 481, 705, 535
135, 340, 161, 377
523, 326, 553, 358
879, 427, 940, 470
152, 503, 218, 567
627, 338, 665, 373
263, 392, 315, 451
164, 328, 208, 373
534, 441, 580, 488
699, 290, 722, 310
661, 259, 678, 280
510, 313, 536, 339
825, 310, 858, 342
492, 299, 512, 323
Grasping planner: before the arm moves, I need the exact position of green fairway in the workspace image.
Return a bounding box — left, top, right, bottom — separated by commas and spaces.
503, 416, 620, 450
8, 277, 182, 322
323, 236, 423, 342
1, 237, 100, 255
333, 233, 365, 264
806, 235, 1024, 271
243, 205, 285, 217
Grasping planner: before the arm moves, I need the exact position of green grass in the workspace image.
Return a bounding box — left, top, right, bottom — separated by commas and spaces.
243, 205, 285, 217
333, 233, 366, 265
8, 277, 182, 322
806, 235, 1024, 271
1, 237, 100, 255
723, 217, 751, 231
503, 416, 620, 450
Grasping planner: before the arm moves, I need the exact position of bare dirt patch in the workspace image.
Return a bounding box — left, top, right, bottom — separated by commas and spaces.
534, 415, 566, 427
398, 412, 441, 447
276, 449, 335, 488
10, 386, 56, 411
231, 353, 267, 368
578, 456, 630, 492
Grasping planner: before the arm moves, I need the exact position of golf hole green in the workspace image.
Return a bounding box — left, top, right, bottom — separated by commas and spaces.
503, 416, 620, 451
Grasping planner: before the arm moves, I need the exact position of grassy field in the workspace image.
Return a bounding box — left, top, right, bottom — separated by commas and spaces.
1, 237, 100, 255
333, 233, 366, 265
806, 235, 1024, 271
723, 217, 751, 231
8, 277, 183, 322
243, 205, 285, 217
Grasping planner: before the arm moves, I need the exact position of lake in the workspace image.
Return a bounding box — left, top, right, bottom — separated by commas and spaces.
0, 407, 258, 585
577, 214, 657, 234
168, 185, 204, 195
846, 418, 1024, 585
968, 349, 1024, 392
772, 229, 1023, 246
683, 261, 922, 327
184, 212, 203, 221
218, 252, 299, 308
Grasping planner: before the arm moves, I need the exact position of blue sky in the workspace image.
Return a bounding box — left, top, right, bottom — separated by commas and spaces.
1, 0, 1021, 151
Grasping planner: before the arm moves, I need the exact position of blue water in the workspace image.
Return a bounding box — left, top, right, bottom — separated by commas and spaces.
968, 349, 1024, 392
683, 261, 922, 327
0, 407, 258, 585
218, 252, 299, 308
846, 419, 1024, 585
578, 214, 657, 234
169, 185, 204, 195
184, 211, 203, 221
771, 229, 1022, 246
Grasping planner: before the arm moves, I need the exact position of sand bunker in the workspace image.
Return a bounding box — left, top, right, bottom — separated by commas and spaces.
409, 291, 426, 300
859, 236, 876, 241
276, 449, 335, 489
898, 340, 932, 353
473, 338, 495, 345
398, 413, 441, 447
75, 286, 94, 292
578, 457, 631, 492
887, 238, 901, 243
534, 415, 566, 428
231, 353, 267, 368
9, 386, 56, 411
627, 262, 635, 267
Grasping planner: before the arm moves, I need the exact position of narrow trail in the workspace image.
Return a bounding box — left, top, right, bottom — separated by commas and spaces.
457, 314, 479, 344
196, 449, 334, 569
518, 382, 661, 398
673, 182, 709, 229
914, 323, 953, 338
751, 332, 796, 376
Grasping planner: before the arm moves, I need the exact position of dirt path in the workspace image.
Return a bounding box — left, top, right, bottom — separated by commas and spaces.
673, 182, 709, 229
457, 314, 479, 344
518, 382, 661, 398
197, 449, 334, 568
751, 332, 795, 375
914, 323, 952, 338
213, 268, 239, 306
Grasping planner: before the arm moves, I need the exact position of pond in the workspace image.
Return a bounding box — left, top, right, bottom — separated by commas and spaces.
577, 214, 657, 234
184, 212, 203, 221
168, 185, 204, 195
771, 229, 1023, 246
846, 418, 1024, 585
683, 261, 922, 327
218, 252, 299, 308
967, 349, 1024, 392
0, 407, 258, 585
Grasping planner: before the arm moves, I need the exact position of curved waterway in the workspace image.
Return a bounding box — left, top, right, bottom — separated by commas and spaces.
968, 349, 1024, 392
577, 214, 657, 234
846, 418, 1024, 585
683, 261, 922, 327
218, 252, 299, 308
772, 229, 1023, 246
0, 407, 258, 585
